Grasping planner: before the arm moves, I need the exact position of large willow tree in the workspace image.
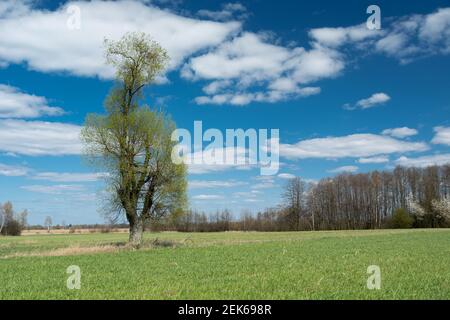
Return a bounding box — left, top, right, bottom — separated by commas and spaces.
81, 32, 187, 247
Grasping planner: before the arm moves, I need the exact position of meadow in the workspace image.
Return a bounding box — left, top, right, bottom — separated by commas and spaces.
0, 229, 449, 299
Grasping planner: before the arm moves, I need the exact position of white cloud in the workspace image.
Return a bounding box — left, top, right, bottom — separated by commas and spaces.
0, 0, 240, 78
358, 156, 389, 164
382, 127, 418, 138
192, 194, 224, 200
251, 176, 276, 189
0, 85, 64, 118
0, 119, 82, 156
419, 8, 450, 52
197, 2, 247, 21
1, 2, 448, 110
277, 173, 296, 179
343, 92, 391, 110
356, 93, 390, 109
202, 80, 233, 95
375, 33, 410, 56
186, 146, 256, 174
195, 87, 320, 106
395, 154, 450, 167
189, 179, 247, 189
311, 8, 450, 63
432, 126, 450, 146
0, 0, 31, 17
279, 133, 428, 159
233, 190, 261, 198
184, 32, 292, 80
0, 163, 28, 176
328, 165, 358, 173
21, 184, 85, 194
309, 24, 382, 47
32, 172, 106, 182
380, 7, 450, 60
184, 32, 342, 105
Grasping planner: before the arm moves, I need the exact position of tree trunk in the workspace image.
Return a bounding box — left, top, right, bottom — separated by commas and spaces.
129, 218, 144, 248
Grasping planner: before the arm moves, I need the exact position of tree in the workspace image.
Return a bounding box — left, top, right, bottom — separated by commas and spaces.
431, 197, 450, 222
44, 216, 53, 232
2, 201, 14, 224
282, 177, 307, 230
390, 208, 413, 229
81, 32, 187, 247
0, 202, 24, 236
18, 209, 28, 229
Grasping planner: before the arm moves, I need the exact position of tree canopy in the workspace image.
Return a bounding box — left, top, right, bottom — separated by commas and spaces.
81, 32, 187, 247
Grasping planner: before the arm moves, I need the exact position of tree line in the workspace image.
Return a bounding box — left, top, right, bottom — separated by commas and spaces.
2, 164, 449, 235
153, 164, 450, 232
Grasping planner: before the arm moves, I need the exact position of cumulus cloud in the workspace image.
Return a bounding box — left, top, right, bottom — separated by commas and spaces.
432, 126, 450, 146
195, 87, 320, 106
395, 154, 450, 167
184, 32, 342, 105
189, 6, 449, 106
382, 127, 418, 138
0, 85, 64, 118
2, 1, 447, 108
311, 8, 450, 63
309, 23, 383, 47
356, 93, 391, 109
376, 8, 450, 62
279, 133, 428, 159
328, 165, 358, 173
343, 92, 390, 110
0, 119, 82, 156
0, 0, 240, 78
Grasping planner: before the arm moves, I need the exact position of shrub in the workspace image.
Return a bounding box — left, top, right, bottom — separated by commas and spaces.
1, 219, 22, 236
100, 227, 111, 233
390, 208, 413, 229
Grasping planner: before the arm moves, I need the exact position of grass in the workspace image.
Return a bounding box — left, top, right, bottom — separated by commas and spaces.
0, 229, 449, 299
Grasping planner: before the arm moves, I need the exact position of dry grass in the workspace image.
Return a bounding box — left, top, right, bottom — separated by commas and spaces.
21, 228, 129, 236
0, 238, 186, 259
1, 244, 123, 259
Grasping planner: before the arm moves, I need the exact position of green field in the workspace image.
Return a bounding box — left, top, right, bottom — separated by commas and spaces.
0, 229, 449, 299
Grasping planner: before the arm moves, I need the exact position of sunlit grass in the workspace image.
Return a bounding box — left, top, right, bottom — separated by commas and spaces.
0, 229, 449, 299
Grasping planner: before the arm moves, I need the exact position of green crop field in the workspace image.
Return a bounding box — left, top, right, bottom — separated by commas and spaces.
0, 229, 449, 300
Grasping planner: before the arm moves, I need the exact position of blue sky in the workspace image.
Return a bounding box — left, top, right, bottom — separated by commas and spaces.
0, 0, 449, 225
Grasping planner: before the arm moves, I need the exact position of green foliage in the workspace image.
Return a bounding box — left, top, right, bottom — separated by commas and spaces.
81, 32, 186, 245
1, 230, 450, 299
390, 208, 414, 229
104, 32, 169, 96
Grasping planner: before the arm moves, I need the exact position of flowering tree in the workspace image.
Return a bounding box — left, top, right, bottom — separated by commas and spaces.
431, 197, 450, 220
407, 195, 425, 220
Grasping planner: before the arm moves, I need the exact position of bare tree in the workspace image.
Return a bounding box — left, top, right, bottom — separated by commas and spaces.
44, 216, 52, 232
282, 177, 307, 230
